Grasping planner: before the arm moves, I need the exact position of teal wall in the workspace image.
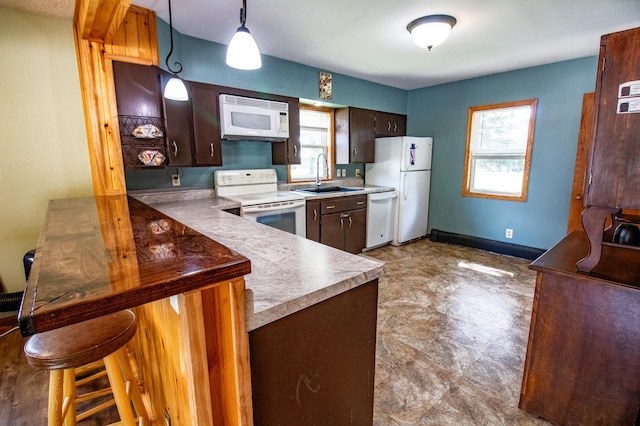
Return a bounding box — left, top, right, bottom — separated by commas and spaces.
128, 19, 600, 251
407, 57, 598, 250
126, 19, 407, 190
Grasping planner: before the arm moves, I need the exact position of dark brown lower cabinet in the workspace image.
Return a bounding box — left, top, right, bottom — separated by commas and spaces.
320, 209, 366, 254
306, 200, 321, 242
308, 195, 367, 253
249, 280, 378, 425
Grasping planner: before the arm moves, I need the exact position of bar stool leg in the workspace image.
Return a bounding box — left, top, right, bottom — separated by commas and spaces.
116, 348, 148, 425
48, 370, 64, 426
103, 352, 136, 426
62, 369, 76, 426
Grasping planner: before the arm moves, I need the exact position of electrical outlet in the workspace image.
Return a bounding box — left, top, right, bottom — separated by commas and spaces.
336, 169, 342, 177
342, 168, 346, 177
355, 168, 361, 177
505, 228, 513, 239
171, 174, 180, 187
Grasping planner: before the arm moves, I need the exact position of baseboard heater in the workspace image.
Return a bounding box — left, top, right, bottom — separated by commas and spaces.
430, 229, 546, 261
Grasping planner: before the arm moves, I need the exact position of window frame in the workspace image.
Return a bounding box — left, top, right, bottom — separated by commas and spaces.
461, 98, 537, 202
288, 105, 335, 183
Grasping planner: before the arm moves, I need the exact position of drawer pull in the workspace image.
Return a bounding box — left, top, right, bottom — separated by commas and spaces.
313, 208, 318, 221
326, 205, 336, 210
356, 201, 365, 205
210, 142, 215, 157
173, 141, 178, 156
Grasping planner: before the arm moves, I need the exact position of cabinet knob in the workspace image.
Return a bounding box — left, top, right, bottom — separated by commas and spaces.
393, 123, 397, 132
353, 147, 358, 158
575, 194, 582, 200
387, 122, 391, 131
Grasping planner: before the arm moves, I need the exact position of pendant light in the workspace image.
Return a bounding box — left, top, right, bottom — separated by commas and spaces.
163, 0, 188, 101
226, 0, 262, 70
407, 15, 457, 51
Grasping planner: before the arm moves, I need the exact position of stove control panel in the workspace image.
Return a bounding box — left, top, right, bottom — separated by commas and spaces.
215, 169, 278, 187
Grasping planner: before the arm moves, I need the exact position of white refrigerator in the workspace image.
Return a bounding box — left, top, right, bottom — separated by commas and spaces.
365, 136, 432, 246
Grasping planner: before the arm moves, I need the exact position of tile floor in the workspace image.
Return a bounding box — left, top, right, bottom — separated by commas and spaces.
365, 238, 551, 425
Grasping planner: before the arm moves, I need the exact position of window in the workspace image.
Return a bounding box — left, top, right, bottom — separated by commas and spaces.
289, 105, 334, 182
462, 99, 537, 201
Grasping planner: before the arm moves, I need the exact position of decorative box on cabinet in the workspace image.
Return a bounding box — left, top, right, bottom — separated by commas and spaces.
578, 27, 640, 272
335, 107, 376, 164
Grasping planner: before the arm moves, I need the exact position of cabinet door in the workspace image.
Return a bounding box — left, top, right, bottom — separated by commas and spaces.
162, 73, 193, 166
375, 111, 407, 137
306, 201, 321, 242
112, 61, 162, 118
586, 28, 640, 208
320, 212, 345, 250
335, 108, 375, 164
272, 98, 301, 165
349, 108, 375, 163
190, 83, 223, 166
344, 208, 367, 254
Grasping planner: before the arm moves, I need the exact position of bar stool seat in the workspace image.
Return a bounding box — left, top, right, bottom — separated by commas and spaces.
24, 310, 148, 426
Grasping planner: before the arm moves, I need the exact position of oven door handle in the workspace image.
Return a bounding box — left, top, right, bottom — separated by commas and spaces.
242, 199, 306, 214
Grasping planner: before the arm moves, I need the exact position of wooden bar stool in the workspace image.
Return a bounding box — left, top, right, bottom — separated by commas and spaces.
23, 310, 148, 426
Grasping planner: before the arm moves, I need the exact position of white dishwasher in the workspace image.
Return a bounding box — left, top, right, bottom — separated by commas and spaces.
365, 190, 397, 250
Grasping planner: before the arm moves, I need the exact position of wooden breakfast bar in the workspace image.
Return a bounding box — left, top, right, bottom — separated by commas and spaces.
18, 195, 253, 425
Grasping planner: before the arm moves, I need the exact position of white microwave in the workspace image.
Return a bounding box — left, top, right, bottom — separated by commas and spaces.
219, 94, 289, 141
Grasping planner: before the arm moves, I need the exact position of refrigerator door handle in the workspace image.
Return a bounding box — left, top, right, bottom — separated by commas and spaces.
403, 173, 408, 201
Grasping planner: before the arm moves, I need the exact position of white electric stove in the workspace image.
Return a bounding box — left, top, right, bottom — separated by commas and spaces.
215, 169, 306, 237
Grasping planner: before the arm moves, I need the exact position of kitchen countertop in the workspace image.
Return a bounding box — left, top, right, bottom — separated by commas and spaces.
18, 195, 251, 336
144, 193, 386, 331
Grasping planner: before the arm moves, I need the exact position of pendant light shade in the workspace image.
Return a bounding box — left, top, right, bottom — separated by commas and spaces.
164, 0, 188, 101
226, 0, 262, 70
164, 77, 189, 101
226, 26, 262, 70
407, 14, 457, 50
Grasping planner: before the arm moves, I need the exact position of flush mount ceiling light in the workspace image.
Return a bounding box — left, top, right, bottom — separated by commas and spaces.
226, 0, 262, 70
407, 14, 457, 51
163, 0, 188, 101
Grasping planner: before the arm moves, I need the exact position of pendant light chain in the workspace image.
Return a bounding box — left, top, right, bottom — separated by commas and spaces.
166, 0, 183, 75
240, 0, 247, 27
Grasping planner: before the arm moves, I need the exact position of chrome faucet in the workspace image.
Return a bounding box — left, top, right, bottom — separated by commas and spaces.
316, 153, 328, 188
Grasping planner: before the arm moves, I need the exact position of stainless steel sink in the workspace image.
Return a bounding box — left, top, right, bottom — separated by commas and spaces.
297, 186, 361, 194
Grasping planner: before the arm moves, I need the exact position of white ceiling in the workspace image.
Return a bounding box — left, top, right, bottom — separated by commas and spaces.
3, 0, 640, 90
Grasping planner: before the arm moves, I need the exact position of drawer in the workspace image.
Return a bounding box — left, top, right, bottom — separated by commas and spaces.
321, 195, 367, 214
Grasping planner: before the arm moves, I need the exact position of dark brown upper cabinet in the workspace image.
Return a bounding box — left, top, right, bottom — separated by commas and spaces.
161, 71, 194, 167
374, 111, 407, 137
189, 82, 223, 166
272, 98, 301, 165
113, 61, 166, 169
335, 107, 376, 164
585, 27, 640, 209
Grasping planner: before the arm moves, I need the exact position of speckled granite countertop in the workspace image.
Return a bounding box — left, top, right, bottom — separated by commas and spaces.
137, 191, 386, 331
